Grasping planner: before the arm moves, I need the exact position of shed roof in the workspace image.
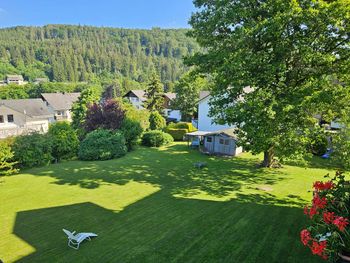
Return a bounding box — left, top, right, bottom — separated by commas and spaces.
124, 90, 147, 101
164, 92, 176, 100
205, 128, 238, 139
41, 92, 80, 111
0, 98, 53, 118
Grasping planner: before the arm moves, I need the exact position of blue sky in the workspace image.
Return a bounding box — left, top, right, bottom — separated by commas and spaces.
0, 0, 195, 29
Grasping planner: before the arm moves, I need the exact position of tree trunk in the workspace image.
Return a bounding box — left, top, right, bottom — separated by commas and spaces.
262, 147, 274, 168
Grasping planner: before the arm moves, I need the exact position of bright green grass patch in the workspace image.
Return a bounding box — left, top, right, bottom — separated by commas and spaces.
0, 142, 338, 262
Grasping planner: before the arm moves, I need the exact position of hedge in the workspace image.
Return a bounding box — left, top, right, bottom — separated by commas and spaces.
141, 131, 174, 147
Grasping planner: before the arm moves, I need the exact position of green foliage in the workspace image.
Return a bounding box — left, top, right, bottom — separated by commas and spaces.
144, 72, 165, 112
307, 130, 328, 156
166, 128, 188, 141
333, 123, 350, 170
167, 122, 197, 132
48, 122, 79, 161
122, 101, 150, 130
173, 71, 210, 121
121, 118, 143, 151
78, 129, 127, 161
13, 133, 52, 168
141, 131, 173, 147
188, 0, 350, 167
71, 86, 100, 132
0, 139, 18, 175
149, 111, 166, 130
0, 25, 199, 87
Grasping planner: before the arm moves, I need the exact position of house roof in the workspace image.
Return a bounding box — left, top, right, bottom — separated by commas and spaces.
199, 91, 210, 102
124, 90, 147, 101
6, 75, 24, 81
41, 92, 80, 111
205, 128, 238, 139
0, 98, 53, 118
164, 92, 176, 100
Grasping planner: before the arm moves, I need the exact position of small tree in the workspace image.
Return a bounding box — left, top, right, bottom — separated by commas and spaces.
149, 111, 166, 131
144, 72, 164, 112
48, 122, 79, 161
0, 139, 18, 175
121, 118, 143, 151
84, 99, 126, 132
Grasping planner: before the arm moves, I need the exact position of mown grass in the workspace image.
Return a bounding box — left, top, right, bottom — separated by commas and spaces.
0, 142, 337, 262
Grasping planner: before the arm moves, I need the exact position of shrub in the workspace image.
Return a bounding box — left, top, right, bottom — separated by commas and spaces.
48, 121, 79, 161
0, 138, 18, 175
13, 133, 52, 168
123, 102, 150, 130
78, 129, 127, 161
166, 128, 188, 141
165, 122, 197, 141
308, 131, 328, 156
149, 111, 166, 130
141, 131, 174, 147
121, 118, 143, 151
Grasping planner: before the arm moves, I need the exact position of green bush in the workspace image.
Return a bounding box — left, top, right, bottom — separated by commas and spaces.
13, 133, 52, 168
166, 128, 188, 141
149, 111, 166, 130
121, 118, 143, 151
308, 132, 328, 156
141, 131, 174, 147
0, 138, 18, 175
48, 121, 79, 161
78, 129, 127, 161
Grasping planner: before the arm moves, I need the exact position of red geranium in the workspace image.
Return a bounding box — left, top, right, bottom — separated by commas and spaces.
312, 194, 327, 210
313, 181, 334, 192
300, 229, 312, 246
333, 216, 349, 232
310, 240, 328, 259
323, 212, 335, 224
309, 206, 318, 219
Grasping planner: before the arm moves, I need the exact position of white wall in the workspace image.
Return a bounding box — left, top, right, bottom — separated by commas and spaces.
198, 96, 232, 131
127, 97, 144, 109
164, 109, 181, 121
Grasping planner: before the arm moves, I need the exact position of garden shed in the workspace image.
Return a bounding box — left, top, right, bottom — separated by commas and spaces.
203, 128, 242, 156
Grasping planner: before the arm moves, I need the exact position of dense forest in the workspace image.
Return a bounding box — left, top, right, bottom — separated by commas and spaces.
0, 25, 199, 91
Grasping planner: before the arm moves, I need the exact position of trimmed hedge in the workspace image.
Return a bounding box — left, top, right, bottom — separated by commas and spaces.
166, 128, 188, 141
165, 122, 197, 141
141, 131, 174, 147
78, 129, 127, 161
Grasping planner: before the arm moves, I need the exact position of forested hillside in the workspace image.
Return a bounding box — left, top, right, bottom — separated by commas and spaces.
0, 25, 199, 89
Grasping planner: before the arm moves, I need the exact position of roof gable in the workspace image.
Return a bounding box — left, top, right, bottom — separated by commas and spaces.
41, 92, 80, 111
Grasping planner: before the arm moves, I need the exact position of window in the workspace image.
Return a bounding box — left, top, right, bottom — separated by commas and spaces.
167, 110, 172, 116
225, 139, 230, 145
206, 137, 212, 143
219, 138, 224, 144
7, 114, 14, 123
0, 115, 3, 123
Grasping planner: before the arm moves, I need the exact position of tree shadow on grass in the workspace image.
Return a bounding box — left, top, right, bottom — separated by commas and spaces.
13, 192, 322, 263
31, 144, 287, 199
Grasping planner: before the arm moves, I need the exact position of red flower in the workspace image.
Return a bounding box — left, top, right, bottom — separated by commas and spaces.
313, 194, 327, 210
333, 217, 349, 232
309, 206, 318, 219
304, 206, 309, 215
323, 212, 335, 224
310, 240, 328, 258
300, 229, 312, 246
313, 181, 334, 192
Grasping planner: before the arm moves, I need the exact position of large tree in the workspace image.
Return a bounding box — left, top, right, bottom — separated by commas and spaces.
144, 72, 165, 113
188, 0, 350, 167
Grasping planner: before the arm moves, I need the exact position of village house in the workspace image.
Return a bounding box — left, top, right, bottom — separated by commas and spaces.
41, 92, 80, 122
123, 90, 181, 122
0, 99, 54, 138
6, 75, 26, 85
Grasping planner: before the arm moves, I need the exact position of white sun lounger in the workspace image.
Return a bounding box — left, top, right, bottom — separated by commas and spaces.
63, 229, 98, 250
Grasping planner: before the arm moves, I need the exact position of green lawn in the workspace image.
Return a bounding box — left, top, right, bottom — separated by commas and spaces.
0, 142, 335, 263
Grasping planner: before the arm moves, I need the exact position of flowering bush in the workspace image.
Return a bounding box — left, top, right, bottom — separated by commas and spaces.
301, 171, 350, 261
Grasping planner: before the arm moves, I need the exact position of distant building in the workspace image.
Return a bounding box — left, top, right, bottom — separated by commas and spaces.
41, 92, 80, 122
6, 75, 25, 85
0, 99, 54, 138
123, 90, 181, 121
34, 78, 48, 84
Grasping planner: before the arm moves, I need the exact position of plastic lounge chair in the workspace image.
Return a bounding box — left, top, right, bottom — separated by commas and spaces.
63, 229, 98, 250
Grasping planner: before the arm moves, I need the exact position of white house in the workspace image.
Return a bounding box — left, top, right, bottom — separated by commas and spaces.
123, 90, 181, 121
198, 91, 232, 132
0, 99, 54, 138
6, 75, 26, 85
41, 92, 80, 122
